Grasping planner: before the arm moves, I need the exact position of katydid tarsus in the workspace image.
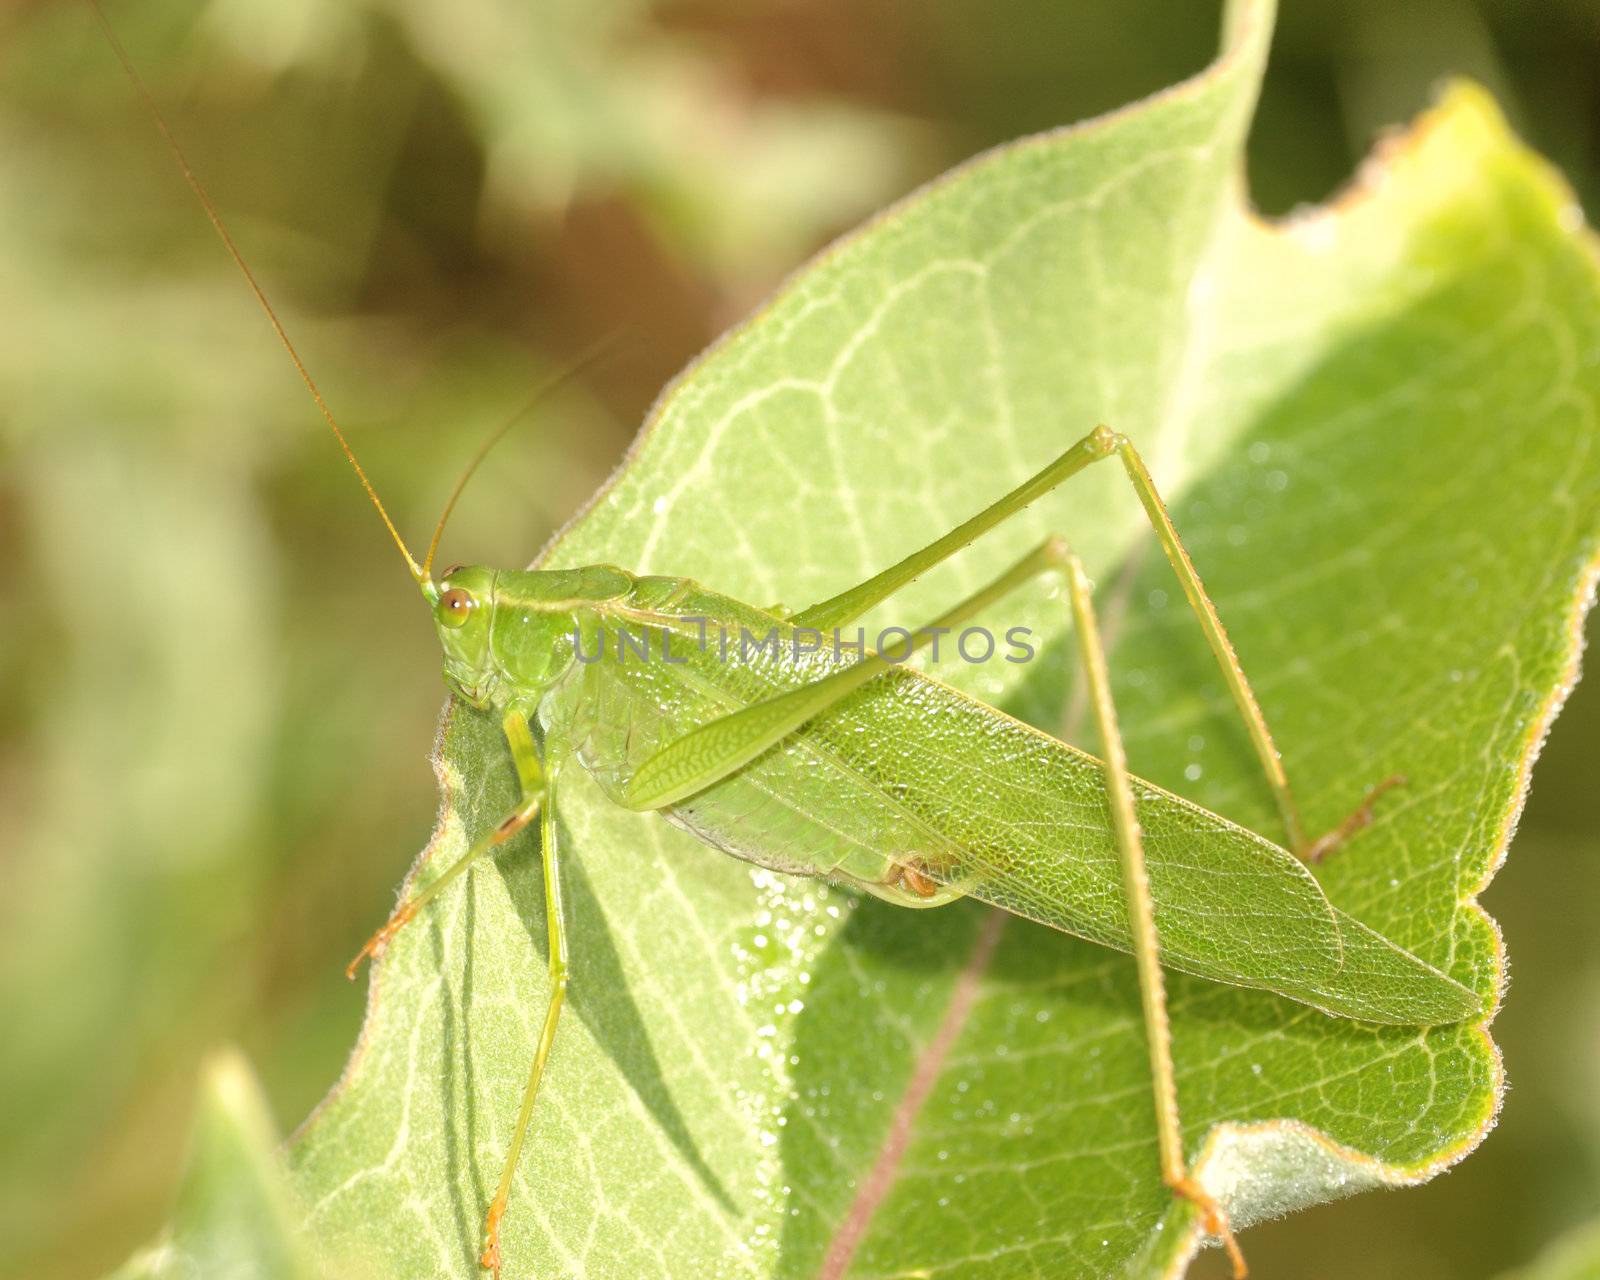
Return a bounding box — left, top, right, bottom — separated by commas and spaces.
95, 8, 1483, 1276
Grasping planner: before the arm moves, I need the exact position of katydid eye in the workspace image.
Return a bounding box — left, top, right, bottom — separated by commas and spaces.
438, 588, 475, 628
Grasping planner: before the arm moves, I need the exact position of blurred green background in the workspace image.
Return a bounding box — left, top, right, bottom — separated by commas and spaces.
1, 1, 1598, 1277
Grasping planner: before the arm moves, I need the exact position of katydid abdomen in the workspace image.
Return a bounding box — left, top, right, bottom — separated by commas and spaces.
536, 573, 1477, 1028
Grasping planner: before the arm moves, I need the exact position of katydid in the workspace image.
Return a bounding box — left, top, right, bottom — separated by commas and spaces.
94, 8, 1482, 1277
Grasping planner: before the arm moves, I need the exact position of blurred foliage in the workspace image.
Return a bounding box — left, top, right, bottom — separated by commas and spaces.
110, 1050, 322, 1280
1496, 1218, 1600, 1280
0, 0, 1597, 1277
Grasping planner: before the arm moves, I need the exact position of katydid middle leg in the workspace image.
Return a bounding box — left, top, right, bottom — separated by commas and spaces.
347, 708, 545, 976
629, 535, 1247, 1271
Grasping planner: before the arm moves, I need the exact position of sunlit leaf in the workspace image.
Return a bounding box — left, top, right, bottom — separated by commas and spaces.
290, 0, 1600, 1275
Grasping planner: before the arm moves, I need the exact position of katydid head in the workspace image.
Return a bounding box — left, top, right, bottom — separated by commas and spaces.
430, 565, 629, 710
431, 564, 501, 708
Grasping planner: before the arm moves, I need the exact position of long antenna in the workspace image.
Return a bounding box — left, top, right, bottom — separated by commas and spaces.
421, 333, 627, 579
88, 0, 425, 583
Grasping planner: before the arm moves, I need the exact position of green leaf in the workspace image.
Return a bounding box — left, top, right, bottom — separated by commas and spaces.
289, 1, 1600, 1276
111, 1049, 321, 1280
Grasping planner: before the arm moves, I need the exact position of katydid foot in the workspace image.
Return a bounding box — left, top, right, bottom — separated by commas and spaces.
480, 1200, 506, 1278
345, 903, 416, 978
1303, 774, 1408, 864
1171, 1174, 1246, 1278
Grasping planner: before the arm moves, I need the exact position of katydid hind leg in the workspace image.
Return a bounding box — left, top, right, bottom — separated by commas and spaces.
785, 422, 1319, 859
1109, 436, 1311, 857
1113, 435, 1417, 861
626, 416, 1311, 850
624, 537, 1081, 811
789, 426, 1118, 631
481, 757, 570, 1277
629, 417, 1313, 855
1061, 546, 1247, 1279
347, 709, 543, 976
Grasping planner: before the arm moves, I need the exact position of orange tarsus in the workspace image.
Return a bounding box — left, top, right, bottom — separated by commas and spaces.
493, 803, 540, 845
882, 857, 942, 898
344, 902, 417, 980
1171, 1174, 1247, 1278
1304, 773, 1409, 864
897, 861, 941, 899
480, 1201, 506, 1277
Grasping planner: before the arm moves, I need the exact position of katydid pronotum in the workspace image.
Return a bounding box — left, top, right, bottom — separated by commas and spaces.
94, 8, 1482, 1277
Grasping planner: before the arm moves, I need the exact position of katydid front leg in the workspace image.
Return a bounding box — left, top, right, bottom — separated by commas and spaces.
347, 709, 544, 975
345, 709, 569, 1278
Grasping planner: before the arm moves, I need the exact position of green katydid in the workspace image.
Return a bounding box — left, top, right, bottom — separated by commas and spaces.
93, 8, 1483, 1277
